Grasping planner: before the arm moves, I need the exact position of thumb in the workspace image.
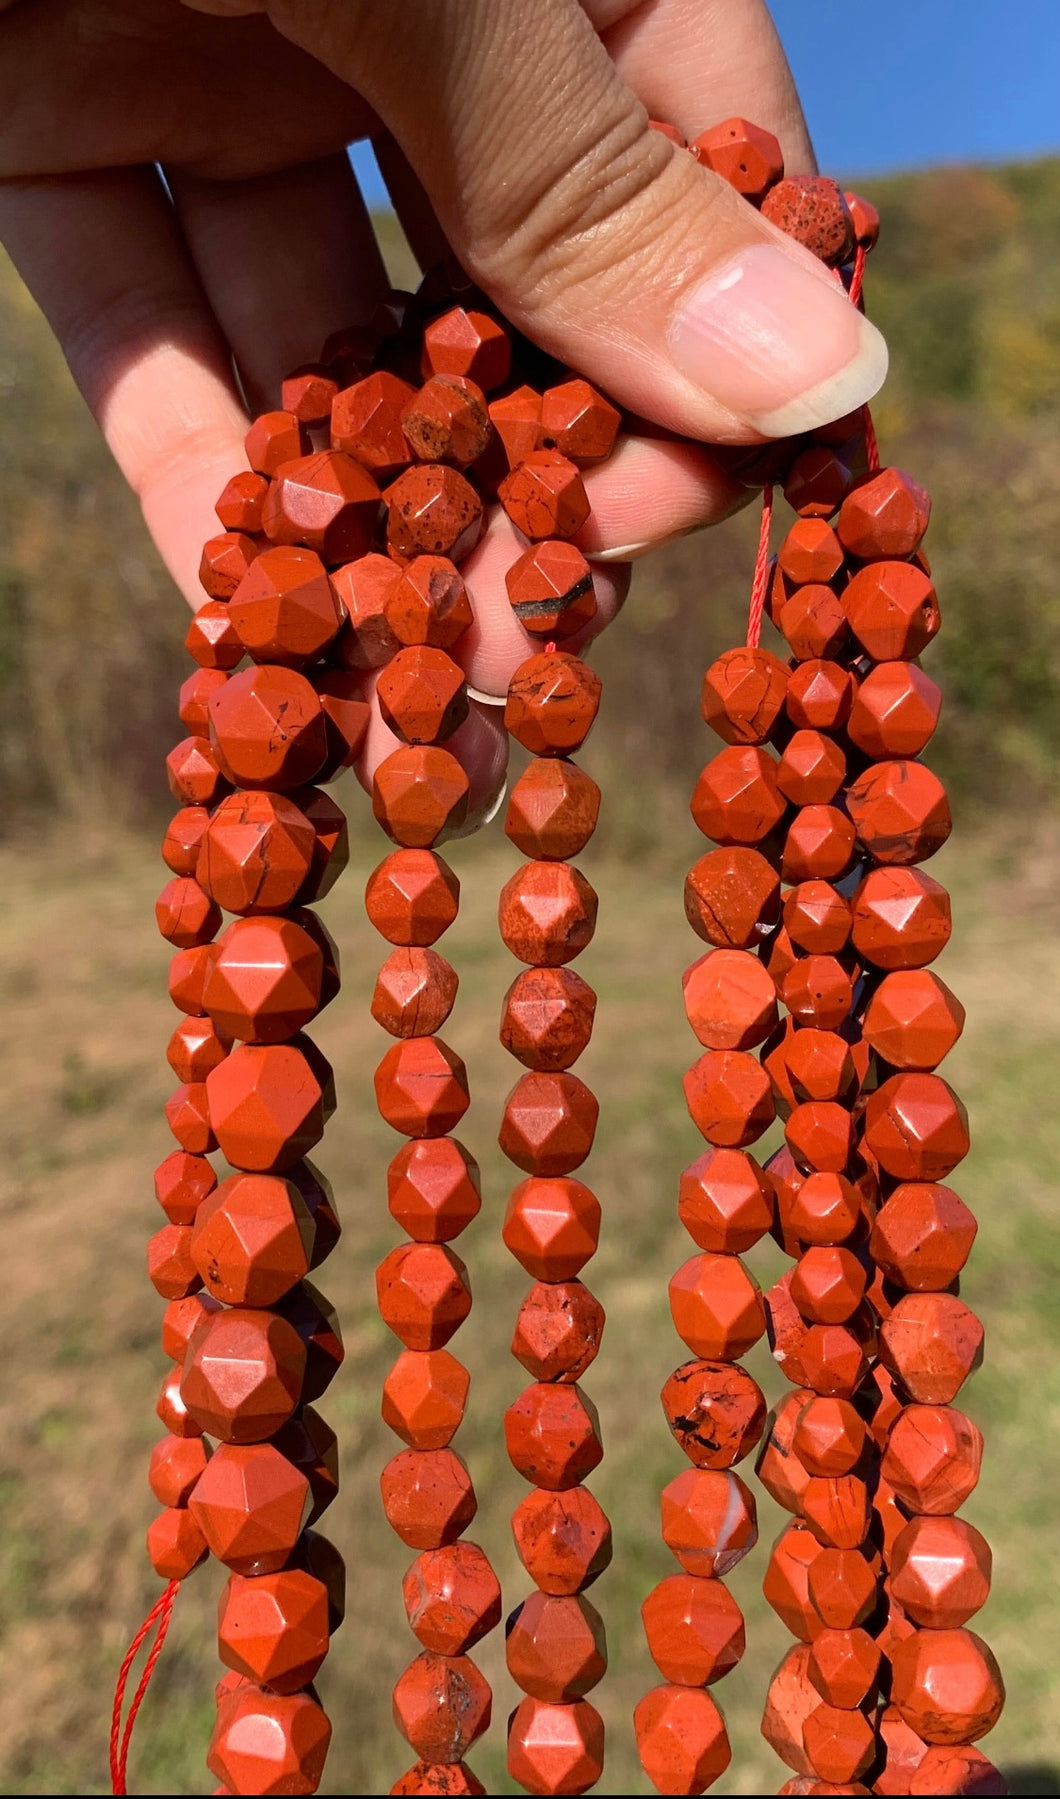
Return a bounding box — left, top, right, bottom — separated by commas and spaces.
259, 0, 886, 443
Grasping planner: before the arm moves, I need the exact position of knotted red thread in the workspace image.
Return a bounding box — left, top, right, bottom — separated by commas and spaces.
109, 1579, 179, 1795
745, 482, 774, 649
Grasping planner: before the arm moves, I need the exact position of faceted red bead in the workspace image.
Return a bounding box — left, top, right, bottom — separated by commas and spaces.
851, 866, 952, 970
199, 791, 316, 915
684, 1049, 775, 1147
331, 553, 404, 669
863, 971, 964, 1070
781, 805, 856, 883
802, 1702, 875, 1783
282, 364, 338, 427
149, 1432, 210, 1508
684, 848, 781, 950
847, 761, 952, 866
777, 519, 844, 588
402, 1541, 501, 1654
387, 555, 474, 650
507, 1696, 604, 1797
402, 375, 491, 469
787, 1171, 861, 1245
504, 1382, 603, 1489
677, 1146, 772, 1253
755, 1390, 814, 1515
373, 948, 459, 1040
505, 652, 601, 757
367, 849, 460, 947
843, 562, 941, 661
501, 966, 597, 1071
669, 1252, 766, 1360
890, 1629, 1004, 1746
245, 409, 310, 475
378, 647, 468, 745
863, 1074, 970, 1181
387, 1138, 482, 1242
181, 1306, 306, 1444
780, 584, 849, 661
890, 1515, 992, 1630
512, 1280, 605, 1383
382, 1349, 469, 1450
503, 1176, 600, 1279
190, 1441, 311, 1575
332, 371, 416, 481
208, 1684, 331, 1796
500, 450, 590, 541
847, 662, 942, 760
375, 1037, 470, 1138
879, 1292, 984, 1404
217, 1567, 330, 1694
167, 735, 229, 808
207, 1038, 333, 1173
204, 915, 330, 1044
506, 1591, 607, 1700
761, 1642, 818, 1776
199, 531, 258, 602
499, 861, 598, 966
385, 464, 484, 563
148, 1222, 204, 1299
373, 747, 471, 848
701, 647, 789, 745
393, 1651, 492, 1762
660, 1469, 757, 1577
511, 1487, 612, 1596
215, 469, 269, 534
870, 1183, 976, 1290
185, 600, 243, 671
539, 379, 620, 465
424, 307, 511, 391
380, 1447, 477, 1550
661, 1359, 766, 1469
683, 948, 778, 1051
635, 1683, 732, 1795
908, 1745, 1008, 1796
761, 176, 854, 265
506, 539, 597, 638
883, 1404, 984, 1518
786, 661, 855, 732
147, 1506, 209, 1581
499, 1070, 599, 1175
155, 1149, 217, 1226
692, 116, 783, 201
691, 746, 786, 846
391, 1761, 485, 1796
209, 667, 327, 792
376, 1242, 472, 1350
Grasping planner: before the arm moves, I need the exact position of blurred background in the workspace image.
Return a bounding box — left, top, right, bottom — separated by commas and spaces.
1, 5, 1058, 1794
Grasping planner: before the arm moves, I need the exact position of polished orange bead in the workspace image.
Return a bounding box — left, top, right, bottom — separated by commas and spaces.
784, 883, 852, 956
245, 409, 310, 475
784, 444, 854, 520
642, 1574, 745, 1687
490, 384, 545, 469
763, 174, 854, 263
332, 371, 416, 480
163, 802, 212, 877
217, 1567, 330, 1694
156, 877, 222, 951
506, 539, 597, 637
190, 1441, 311, 1575
837, 468, 931, 561
790, 1249, 866, 1324
661, 1359, 766, 1469
148, 1431, 210, 1507
505, 1382, 602, 1490
851, 866, 952, 969
539, 378, 620, 464
378, 647, 469, 744
781, 804, 856, 883
375, 1037, 470, 1138
793, 1397, 866, 1475
507, 1591, 606, 1700
847, 761, 952, 866
847, 662, 941, 760
786, 1030, 858, 1105
755, 1390, 814, 1514
781, 956, 853, 1031
402, 1540, 501, 1655
778, 519, 845, 588
373, 746, 471, 847
660, 1469, 757, 1577
863, 1073, 969, 1181
209, 666, 327, 792
380, 1447, 477, 1550
692, 116, 783, 201
501, 966, 597, 1072
863, 971, 964, 1070
505, 652, 601, 756
777, 732, 847, 807
402, 374, 491, 469
503, 1176, 600, 1279
700, 647, 789, 745
166, 735, 229, 808
374, 947, 459, 1040
512, 1279, 605, 1383
155, 1149, 217, 1226
780, 584, 849, 661
262, 449, 380, 563
891, 1628, 1004, 1746
207, 1038, 333, 1172
376, 1242, 472, 1350
763, 1525, 826, 1644
635, 1682, 732, 1795
908, 1744, 1007, 1796
505, 759, 600, 863
762, 1642, 818, 1776
208, 1684, 331, 1796
387, 555, 474, 650
181, 1306, 305, 1444
149, 1222, 204, 1299
683, 948, 778, 1051
511, 1486, 612, 1596
216, 469, 269, 534
199, 531, 258, 602
204, 915, 330, 1044
147, 1505, 209, 1580
801, 1473, 871, 1549
890, 1515, 991, 1630
186, 599, 244, 671
282, 364, 338, 427
191, 1172, 313, 1307
160, 1291, 221, 1362
199, 792, 314, 915
331, 553, 404, 669
879, 1292, 984, 1403
678, 1146, 772, 1253
507, 1696, 604, 1797
870, 1183, 976, 1290
799, 1316, 872, 1399
156, 1364, 204, 1439
691, 745, 786, 846
166, 1016, 229, 1087
382, 1349, 469, 1450
500, 449, 590, 541
387, 1138, 482, 1243
786, 660, 856, 732
499, 861, 598, 966
843, 561, 940, 661
802, 1702, 875, 1783
227, 544, 341, 668
807, 1548, 879, 1631
393, 1651, 492, 1762
367, 848, 460, 947
424, 306, 511, 390
684, 1049, 775, 1147
385, 464, 484, 563
669, 1252, 765, 1360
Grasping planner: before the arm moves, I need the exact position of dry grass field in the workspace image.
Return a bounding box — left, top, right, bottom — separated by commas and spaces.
1, 805, 1058, 1795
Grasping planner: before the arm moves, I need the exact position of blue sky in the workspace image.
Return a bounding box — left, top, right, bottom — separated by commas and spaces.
353, 1, 1058, 203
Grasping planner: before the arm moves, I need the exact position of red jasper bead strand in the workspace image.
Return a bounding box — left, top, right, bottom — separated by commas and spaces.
150, 406, 365, 1794
495, 376, 619, 1798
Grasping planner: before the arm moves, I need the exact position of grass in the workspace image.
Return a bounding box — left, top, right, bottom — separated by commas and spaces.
0, 812, 1057, 1796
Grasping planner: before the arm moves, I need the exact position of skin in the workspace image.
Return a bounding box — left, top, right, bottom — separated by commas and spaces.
0, 0, 853, 819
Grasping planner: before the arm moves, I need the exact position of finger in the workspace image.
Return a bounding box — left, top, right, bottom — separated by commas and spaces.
0, 167, 247, 607
166, 152, 390, 410
355, 684, 510, 823
578, 432, 747, 559
593, 0, 816, 174
454, 511, 630, 700
264, 0, 886, 443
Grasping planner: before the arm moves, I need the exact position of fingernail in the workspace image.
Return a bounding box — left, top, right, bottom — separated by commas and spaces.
669, 243, 888, 437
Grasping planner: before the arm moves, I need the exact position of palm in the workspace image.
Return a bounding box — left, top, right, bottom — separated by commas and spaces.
0, 0, 370, 178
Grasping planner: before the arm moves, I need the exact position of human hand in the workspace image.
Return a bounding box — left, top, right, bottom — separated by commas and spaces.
0, 0, 887, 818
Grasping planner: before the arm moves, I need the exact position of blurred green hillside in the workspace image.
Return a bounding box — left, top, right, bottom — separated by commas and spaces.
1, 157, 1058, 838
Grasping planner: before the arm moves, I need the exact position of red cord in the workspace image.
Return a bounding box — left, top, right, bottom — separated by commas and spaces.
110, 1580, 179, 1795
745, 483, 774, 649
847, 243, 881, 472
